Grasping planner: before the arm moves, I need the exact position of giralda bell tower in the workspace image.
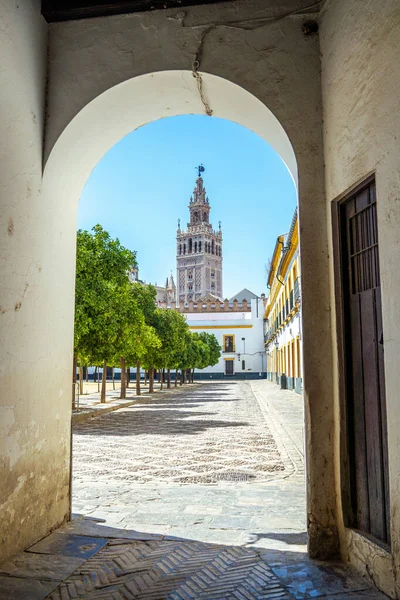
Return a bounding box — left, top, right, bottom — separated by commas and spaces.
177, 165, 223, 304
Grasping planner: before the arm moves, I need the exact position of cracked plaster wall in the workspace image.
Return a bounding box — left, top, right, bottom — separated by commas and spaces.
320, 0, 400, 597
0, 0, 71, 563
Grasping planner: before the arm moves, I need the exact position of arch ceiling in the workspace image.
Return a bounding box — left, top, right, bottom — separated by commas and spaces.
43, 70, 297, 211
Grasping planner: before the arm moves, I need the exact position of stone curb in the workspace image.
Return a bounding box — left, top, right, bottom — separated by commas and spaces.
72, 383, 200, 425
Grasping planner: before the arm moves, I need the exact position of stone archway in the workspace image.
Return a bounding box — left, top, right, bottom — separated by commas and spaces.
1, 63, 335, 563
42, 68, 334, 556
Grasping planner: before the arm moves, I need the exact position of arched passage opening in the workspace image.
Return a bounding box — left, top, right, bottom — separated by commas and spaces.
37, 69, 334, 561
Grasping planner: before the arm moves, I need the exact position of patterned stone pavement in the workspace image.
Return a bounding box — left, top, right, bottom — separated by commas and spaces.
73, 383, 285, 485
0, 382, 388, 598
0, 521, 387, 599
71, 381, 306, 547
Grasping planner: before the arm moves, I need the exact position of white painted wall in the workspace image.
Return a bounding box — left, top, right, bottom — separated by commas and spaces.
186, 299, 265, 374
321, 0, 400, 595
0, 0, 71, 562
273, 311, 301, 348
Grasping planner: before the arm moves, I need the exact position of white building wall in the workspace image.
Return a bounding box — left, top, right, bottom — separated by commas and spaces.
274, 311, 301, 348
321, 0, 400, 594
0, 0, 71, 563
185, 299, 265, 375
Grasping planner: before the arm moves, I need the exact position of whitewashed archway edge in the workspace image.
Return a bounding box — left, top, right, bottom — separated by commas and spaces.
43, 70, 298, 204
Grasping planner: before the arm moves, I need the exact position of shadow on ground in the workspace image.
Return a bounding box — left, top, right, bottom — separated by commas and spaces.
0, 515, 388, 599
73, 407, 250, 437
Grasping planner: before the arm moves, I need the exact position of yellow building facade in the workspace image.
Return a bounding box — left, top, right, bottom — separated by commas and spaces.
264, 209, 302, 393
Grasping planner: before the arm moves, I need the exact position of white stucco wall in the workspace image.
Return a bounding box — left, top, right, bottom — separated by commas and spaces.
321, 0, 400, 596
186, 299, 266, 374
1, 0, 337, 564
0, 0, 71, 562
273, 311, 301, 349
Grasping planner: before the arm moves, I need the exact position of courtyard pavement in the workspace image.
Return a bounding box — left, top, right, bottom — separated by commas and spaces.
72, 381, 306, 548
0, 381, 388, 599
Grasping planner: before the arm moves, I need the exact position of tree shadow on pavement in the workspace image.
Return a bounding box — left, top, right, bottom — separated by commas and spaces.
73, 408, 250, 437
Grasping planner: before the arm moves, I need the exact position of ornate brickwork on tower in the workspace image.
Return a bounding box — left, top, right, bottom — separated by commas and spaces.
177, 167, 223, 304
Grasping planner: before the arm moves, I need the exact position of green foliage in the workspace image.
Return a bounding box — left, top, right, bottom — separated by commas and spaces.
198, 332, 221, 367
74, 225, 137, 364
152, 309, 189, 369
74, 225, 222, 378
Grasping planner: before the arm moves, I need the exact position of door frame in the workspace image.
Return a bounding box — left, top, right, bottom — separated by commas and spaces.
331, 172, 389, 538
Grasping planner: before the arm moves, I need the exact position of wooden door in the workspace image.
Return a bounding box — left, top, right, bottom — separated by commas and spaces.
339, 179, 390, 544
225, 360, 234, 376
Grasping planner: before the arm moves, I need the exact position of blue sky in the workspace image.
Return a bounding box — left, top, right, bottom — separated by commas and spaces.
78, 115, 297, 299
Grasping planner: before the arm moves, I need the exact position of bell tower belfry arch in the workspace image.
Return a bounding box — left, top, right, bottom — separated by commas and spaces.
176, 166, 223, 304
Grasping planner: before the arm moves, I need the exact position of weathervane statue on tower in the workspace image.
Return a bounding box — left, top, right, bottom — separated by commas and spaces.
197, 164, 205, 177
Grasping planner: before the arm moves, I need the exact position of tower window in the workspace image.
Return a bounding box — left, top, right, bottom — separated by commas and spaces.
203, 212, 207, 222
179, 244, 182, 255
183, 244, 186, 254
211, 269, 215, 278
211, 240, 215, 254
194, 241, 197, 253
198, 241, 202, 252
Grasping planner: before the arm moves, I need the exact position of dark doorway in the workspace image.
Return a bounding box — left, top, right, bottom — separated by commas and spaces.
225, 360, 234, 376
335, 177, 390, 545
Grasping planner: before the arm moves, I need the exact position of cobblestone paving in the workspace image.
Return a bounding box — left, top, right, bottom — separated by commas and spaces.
72, 381, 306, 547
73, 383, 285, 486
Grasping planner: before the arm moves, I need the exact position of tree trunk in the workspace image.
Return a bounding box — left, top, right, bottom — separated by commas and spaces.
112, 367, 115, 390
86, 366, 89, 382
159, 369, 163, 390
101, 360, 107, 403
126, 367, 130, 388
136, 362, 141, 396
144, 371, 148, 386
72, 355, 77, 409
180, 369, 184, 385
94, 365, 97, 382
120, 357, 126, 399
167, 369, 171, 389
79, 365, 84, 395
191, 369, 194, 384
149, 368, 154, 393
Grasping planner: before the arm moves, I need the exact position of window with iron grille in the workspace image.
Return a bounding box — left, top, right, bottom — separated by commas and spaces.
294, 278, 300, 301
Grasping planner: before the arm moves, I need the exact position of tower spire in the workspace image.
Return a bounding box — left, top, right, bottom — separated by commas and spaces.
177, 168, 223, 304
